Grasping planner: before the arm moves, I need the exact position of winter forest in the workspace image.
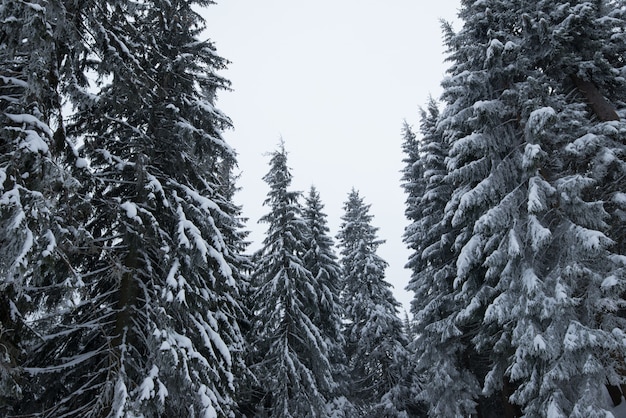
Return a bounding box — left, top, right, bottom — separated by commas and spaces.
2, 0, 626, 417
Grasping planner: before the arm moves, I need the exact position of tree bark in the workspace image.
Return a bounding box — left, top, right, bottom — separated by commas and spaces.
571, 75, 619, 122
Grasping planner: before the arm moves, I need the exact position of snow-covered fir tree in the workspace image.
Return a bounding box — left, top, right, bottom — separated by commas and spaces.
0, 1, 86, 413
249, 143, 335, 417
336, 189, 415, 417
404, 1, 626, 416
12, 1, 248, 416
493, 2, 626, 415
400, 120, 425, 241
402, 99, 478, 417
215, 148, 256, 417
402, 311, 417, 342
302, 186, 356, 416
402, 99, 446, 274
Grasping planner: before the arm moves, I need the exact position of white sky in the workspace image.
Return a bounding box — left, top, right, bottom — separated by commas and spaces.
201, 1, 461, 314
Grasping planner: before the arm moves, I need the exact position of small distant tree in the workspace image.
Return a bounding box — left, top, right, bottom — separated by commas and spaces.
337, 189, 414, 417
303, 186, 355, 414
402, 98, 476, 417
400, 120, 425, 242
249, 143, 334, 417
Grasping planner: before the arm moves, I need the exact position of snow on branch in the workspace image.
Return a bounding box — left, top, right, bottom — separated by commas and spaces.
24, 350, 102, 375
137, 365, 167, 404
5, 113, 53, 138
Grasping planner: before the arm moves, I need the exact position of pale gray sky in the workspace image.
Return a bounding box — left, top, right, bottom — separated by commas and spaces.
201, 1, 461, 314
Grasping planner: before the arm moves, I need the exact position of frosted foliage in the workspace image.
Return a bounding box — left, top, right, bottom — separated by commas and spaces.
0, 0, 92, 413
523, 143, 547, 170
138, 366, 166, 404
528, 215, 551, 253
249, 144, 334, 417
1, 0, 247, 416
112, 377, 129, 418
325, 396, 358, 417
403, 0, 626, 416
527, 176, 555, 214
6, 114, 51, 154
121, 201, 142, 224
337, 189, 413, 415
456, 234, 484, 284
526, 107, 556, 142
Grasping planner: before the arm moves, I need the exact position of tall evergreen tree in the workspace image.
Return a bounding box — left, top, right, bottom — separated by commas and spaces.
302, 186, 355, 415
250, 143, 334, 417
402, 99, 475, 417
400, 120, 424, 239
13, 1, 248, 415
405, 1, 626, 416
337, 189, 414, 417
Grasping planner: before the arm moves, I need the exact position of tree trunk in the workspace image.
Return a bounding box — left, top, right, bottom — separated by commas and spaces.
502, 377, 522, 418
571, 75, 619, 122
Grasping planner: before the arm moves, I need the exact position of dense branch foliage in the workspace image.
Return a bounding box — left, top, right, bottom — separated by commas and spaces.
248, 143, 336, 417
0, 1, 86, 413
303, 186, 351, 405
6, 1, 626, 416
1, 1, 247, 416
403, 1, 626, 416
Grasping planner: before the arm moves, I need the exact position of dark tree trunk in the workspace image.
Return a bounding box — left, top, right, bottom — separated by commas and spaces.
571, 75, 619, 122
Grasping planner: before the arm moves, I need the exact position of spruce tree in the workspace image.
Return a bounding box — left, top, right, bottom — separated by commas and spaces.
302, 186, 355, 415
402, 99, 477, 417
400, 120, 424, 241
486, 2, 626, 415
337, 189, 414, 417
404, 1, 626, 416
250, 143, 333, 417
14, 1, 248, 415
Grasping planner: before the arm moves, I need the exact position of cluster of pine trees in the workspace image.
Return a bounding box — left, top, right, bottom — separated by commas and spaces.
241, 142, 412, 417
0, 1, 410, 416
402, 0, 626, 416
3, 0, 626, 417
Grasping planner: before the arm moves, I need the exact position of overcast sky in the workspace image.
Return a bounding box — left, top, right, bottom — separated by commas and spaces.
201, 1, 461, 314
